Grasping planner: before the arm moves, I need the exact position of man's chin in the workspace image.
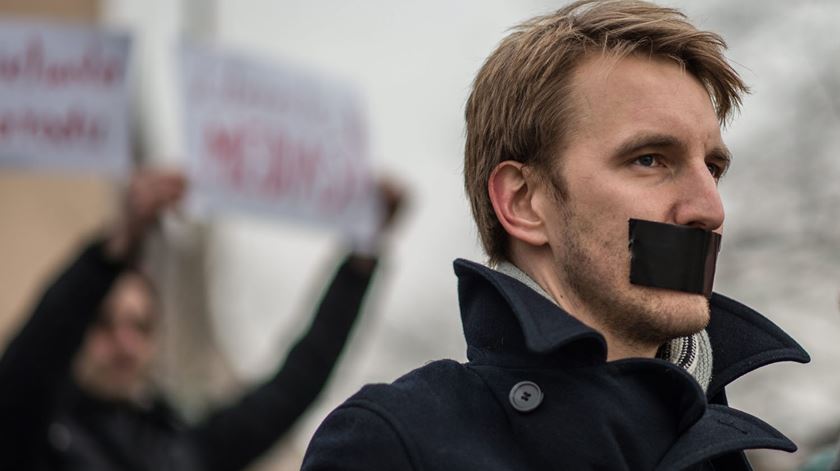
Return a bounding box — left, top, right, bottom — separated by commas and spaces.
610, 285, 711, 346
649, 289, 710, 338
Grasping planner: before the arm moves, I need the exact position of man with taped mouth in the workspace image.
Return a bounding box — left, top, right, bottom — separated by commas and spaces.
302, 1, 809, 470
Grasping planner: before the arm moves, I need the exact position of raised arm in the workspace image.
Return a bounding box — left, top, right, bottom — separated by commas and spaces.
190, 254, 379, 471
190, 178, 406, 471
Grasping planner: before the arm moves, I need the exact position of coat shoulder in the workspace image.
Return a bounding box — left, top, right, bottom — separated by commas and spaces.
339, 358, 499, 431
302, 359, 503, 471
351, 359, 483, 406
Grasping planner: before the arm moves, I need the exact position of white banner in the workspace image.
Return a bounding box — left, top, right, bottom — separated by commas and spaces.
180, 43, 379, 240
0, 21, 132, 176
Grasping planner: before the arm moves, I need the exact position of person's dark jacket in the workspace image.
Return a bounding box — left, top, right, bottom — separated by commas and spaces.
302, 259, 809, 471
0, 240, 378, 471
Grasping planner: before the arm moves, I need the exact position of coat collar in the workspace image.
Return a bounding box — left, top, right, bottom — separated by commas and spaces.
454, 258, 809, 393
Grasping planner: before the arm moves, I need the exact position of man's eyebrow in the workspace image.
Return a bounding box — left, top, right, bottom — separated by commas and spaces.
708, 145, 732, 165
613, 133, 684, 157
613, 133, 733, 166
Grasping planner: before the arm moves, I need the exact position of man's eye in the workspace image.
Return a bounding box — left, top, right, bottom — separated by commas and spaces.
633, 155, 659, 167
707, 163, 723, 179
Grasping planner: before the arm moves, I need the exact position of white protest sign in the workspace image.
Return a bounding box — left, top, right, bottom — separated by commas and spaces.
0, 21, 132, 176
180, 43, 379, 240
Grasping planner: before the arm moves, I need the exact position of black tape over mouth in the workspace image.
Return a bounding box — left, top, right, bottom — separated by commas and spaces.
628, 219, 721, 298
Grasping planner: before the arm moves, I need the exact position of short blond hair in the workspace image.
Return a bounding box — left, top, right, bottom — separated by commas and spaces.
464, 0, 748, 264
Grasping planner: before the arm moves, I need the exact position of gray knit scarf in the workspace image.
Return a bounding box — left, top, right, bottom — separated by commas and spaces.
495, 261, 713, 392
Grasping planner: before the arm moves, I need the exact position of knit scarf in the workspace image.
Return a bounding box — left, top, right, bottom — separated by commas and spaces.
495, 261, 713, 392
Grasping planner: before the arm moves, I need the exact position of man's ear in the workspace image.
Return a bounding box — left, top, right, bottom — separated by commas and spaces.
488, 161, 549, 247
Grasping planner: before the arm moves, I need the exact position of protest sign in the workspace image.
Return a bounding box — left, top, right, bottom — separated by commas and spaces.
180, 43, 379, 240
0, 21, 132, 176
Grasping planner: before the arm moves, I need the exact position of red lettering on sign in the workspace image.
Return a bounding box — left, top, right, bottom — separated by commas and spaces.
204, 126, 246, 188
0, 108, 104, 146
189, 75, 330, 124
201, 122, 364, 216
260, 131, 325, 198
0, 37, 124, 88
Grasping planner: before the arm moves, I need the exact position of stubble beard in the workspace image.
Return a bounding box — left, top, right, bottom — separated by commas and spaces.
555, 207, 710, 350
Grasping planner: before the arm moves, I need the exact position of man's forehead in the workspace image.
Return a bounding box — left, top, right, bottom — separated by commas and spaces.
571, 51, 705, 92
563, 52, 723, 149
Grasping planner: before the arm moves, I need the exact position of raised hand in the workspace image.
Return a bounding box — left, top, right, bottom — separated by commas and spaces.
105, 170, 187, 261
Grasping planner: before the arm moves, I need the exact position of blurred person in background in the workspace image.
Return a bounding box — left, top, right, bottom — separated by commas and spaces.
0, 169, 404, 471
302, 1, 809, 470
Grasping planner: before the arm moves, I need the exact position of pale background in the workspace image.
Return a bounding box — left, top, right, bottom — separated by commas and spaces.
1, 1, 838, 470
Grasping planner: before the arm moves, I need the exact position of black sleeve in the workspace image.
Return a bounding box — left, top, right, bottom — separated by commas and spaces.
0, 241, 124, 467
189, 255, 378, 471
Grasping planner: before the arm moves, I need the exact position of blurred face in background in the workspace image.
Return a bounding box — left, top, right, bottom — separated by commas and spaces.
73, 272, 158, 403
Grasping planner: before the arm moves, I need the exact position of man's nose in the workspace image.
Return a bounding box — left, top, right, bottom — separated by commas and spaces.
672, 163, 725, 231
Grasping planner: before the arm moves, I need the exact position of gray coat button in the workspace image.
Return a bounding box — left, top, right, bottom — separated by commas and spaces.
509, 381, 543, 412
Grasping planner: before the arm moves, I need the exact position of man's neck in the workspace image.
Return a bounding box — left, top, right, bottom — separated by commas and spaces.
503, 254, 658, 361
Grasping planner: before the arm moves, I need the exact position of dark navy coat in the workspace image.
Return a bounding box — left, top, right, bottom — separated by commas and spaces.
302, 259, 809, 470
